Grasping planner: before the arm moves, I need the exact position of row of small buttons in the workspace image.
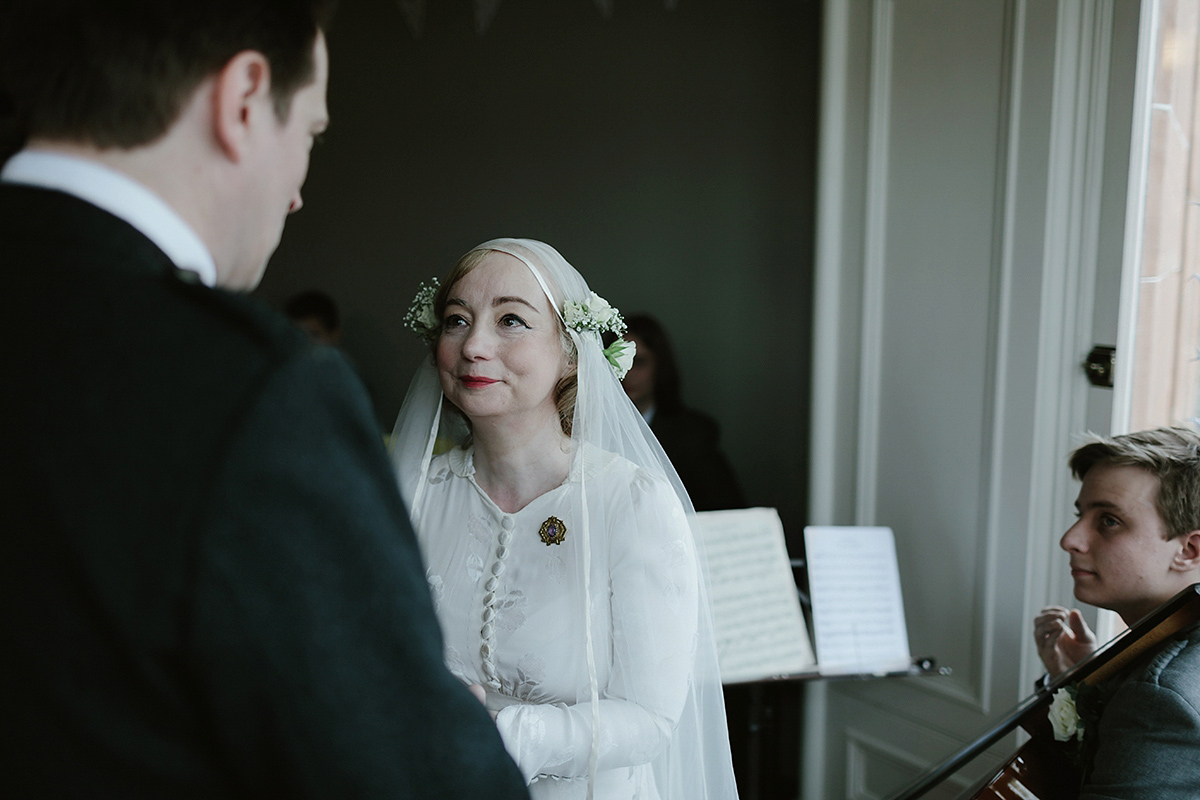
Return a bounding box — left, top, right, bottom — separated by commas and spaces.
480, 515, 515, 689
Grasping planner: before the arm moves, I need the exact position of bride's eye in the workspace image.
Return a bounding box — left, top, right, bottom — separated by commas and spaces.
500, 313, 530, 329
443, 314, 467, 330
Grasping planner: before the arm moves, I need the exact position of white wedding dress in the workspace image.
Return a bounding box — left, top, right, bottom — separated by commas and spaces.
390, 238, 738, 800
417, 445, 697, 800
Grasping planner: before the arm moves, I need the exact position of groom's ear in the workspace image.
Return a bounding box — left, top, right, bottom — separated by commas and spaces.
211, 50, 272, 163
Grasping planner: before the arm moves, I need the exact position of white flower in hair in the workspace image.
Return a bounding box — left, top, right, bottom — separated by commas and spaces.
563, 291, 632, 379
564, 292, 626, 336
604, 337, 637, 381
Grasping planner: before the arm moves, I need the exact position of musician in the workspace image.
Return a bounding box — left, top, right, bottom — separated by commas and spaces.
1033, 426, 1200, 797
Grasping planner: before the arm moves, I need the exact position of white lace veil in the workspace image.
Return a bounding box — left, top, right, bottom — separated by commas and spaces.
390, 238, 738, 800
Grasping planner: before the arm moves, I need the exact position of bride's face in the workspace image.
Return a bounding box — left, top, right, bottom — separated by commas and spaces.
436, 252, 569, 430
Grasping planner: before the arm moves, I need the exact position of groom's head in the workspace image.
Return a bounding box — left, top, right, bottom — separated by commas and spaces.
0, 0, 336, 289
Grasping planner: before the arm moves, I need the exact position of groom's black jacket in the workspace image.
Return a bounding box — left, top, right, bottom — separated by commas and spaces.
0, 184, 527, 798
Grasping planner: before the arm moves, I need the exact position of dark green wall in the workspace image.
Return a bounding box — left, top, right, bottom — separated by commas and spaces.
257, 0, 821, 539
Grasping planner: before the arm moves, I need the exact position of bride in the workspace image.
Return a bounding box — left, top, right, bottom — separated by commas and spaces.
390, 239, 738, 800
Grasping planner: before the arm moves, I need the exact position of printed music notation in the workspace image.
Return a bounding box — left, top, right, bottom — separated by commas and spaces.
693, 508, 817, 684
803, 526, 911, 674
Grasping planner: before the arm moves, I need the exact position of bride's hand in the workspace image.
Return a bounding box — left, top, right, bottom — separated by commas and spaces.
467, 683, 498, 719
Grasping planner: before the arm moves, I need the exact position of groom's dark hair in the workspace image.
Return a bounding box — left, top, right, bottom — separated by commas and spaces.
0, 0, 336, 150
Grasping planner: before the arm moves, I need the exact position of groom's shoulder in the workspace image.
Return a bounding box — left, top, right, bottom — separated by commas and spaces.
0, 181, 308, 372
142, 277, 337, 416
168, 278, 309, 368
0, 182, 365, 434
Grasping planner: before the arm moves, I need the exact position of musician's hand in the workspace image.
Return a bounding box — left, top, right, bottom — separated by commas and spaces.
1033, 606, 1097, 677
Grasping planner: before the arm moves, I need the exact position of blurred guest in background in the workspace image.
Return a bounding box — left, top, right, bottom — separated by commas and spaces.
284, 288, 398, 432
622, 313, 746, 511
285, 288, 342, 345
0, 87, 19, 165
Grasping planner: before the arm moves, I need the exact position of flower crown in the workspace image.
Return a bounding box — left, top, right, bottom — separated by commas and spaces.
564, 292, 636, 380
403, 281, 636, 380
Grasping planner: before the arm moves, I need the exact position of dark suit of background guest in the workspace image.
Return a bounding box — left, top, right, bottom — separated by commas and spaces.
0, 183, 526, 797
650, 406, 746, 512
622, 313, 746, 512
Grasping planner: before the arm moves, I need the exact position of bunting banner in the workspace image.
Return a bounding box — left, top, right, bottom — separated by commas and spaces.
396, 0, 426, 37
397, 1, 681, 37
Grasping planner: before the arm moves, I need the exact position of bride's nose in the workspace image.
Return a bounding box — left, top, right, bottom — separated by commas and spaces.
461, 324, 496, 360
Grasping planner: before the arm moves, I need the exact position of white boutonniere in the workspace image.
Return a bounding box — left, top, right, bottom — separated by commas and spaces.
1048, 686, 1085, 742
1045, 679, 1113, 778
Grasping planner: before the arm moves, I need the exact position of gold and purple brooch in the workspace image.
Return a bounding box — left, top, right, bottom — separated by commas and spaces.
539, 516, 567, 546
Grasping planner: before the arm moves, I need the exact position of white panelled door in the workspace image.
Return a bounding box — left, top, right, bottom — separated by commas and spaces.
803, 1, 1144, 798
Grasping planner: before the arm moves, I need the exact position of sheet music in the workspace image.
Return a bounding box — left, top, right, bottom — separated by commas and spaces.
804, 526, 911, 674
693, 508, 816, 684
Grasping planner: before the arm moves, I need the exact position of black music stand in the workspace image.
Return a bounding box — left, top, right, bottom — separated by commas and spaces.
725, 658, 947, 800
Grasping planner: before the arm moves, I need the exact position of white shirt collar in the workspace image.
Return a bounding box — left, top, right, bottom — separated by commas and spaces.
1, 149, 218, 287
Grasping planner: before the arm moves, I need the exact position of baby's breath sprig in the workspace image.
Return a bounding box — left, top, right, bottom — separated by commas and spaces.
404, 278, 441, 344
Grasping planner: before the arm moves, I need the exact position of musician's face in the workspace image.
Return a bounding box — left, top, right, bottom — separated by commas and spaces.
1059, 463, 1195, 625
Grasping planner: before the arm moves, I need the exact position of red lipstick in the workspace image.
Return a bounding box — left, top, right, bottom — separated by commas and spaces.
461, 376, 498, 389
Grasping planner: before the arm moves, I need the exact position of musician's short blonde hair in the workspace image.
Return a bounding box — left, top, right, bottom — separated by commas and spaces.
1069, 426, 1200, 541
